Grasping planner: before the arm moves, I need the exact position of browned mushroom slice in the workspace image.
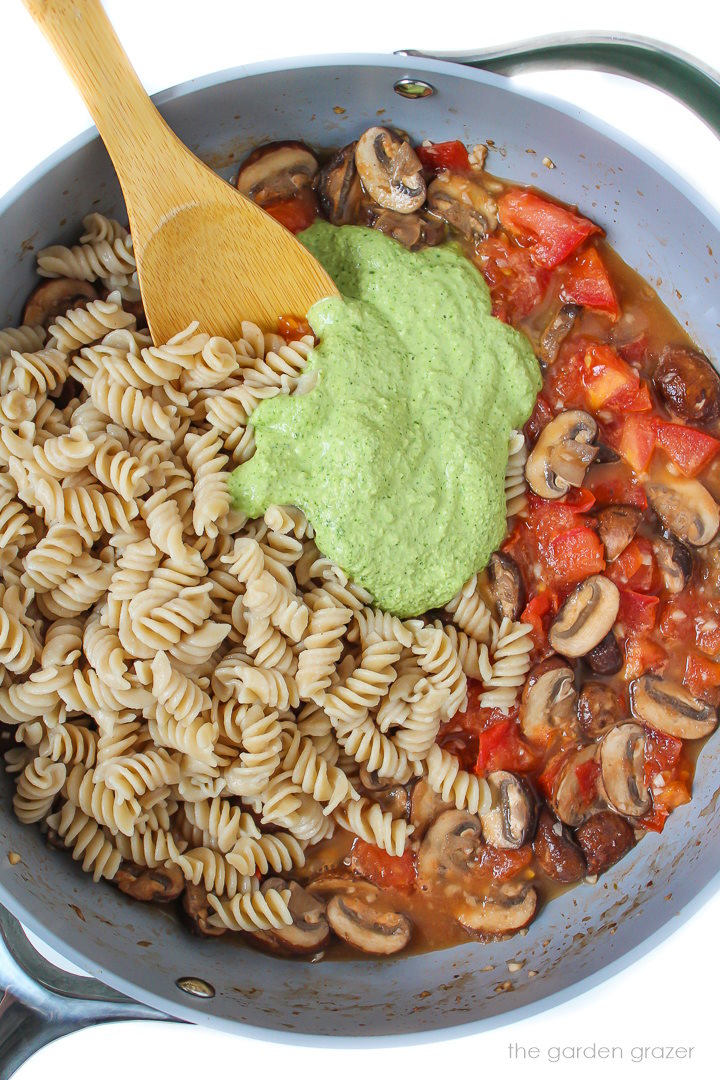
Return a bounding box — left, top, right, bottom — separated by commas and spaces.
652, 534, 693, 593
23, 278, 99, 327
115, 860, 184, 902
596, 504, 642, 562
646, 475, 720, 547
551, 743, 604, 827
488, 552, 525, 621
653, 344, 720, 425
480, 771, 535, 849
326, 894, 412, 955
306, 875, 380, 902
355, 128, 426, 214
538, 303, 581, 365
362, 205, 446, 250
359, 767, 409, 819
426, 172, 498, 242
520, 657, 577, 741
182, 882, 227, 937
457, 882, 537, 937
251, 879, 330, 956
316, 142, 365, 225
533, 808, 587, 882
599, 723, 650, 817
577, 680, 623, 737
575, 810, 635, 875
409, 777, 452, 838
525, 411, 599, 500
630, 675, 718, 739
585, 630, 623, 675
549, 575, 620, 658
417, 810, 483, 883
236, 141, 319, 205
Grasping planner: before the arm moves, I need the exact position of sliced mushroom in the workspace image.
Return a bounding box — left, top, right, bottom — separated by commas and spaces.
596, 504, 642, 562
22, 278, 98, 327
549, 575, 620, 658
525, 411, 599, 500
409, 777, 452, 838
552, 743, 604, 827
599, 723, 651, 817
426, 172, 498, 242
654, 344, 720, 425
316, 142, 365, 225
326, 894, 412, 955
575, 810, 635, 875
539, 303, 581, 365
355, 127, 426, 214
236, 141, 319, 205
519, 657, 577, 741
115, 860, 185, 902
182, 883, 226, 937
361, 204, 446, 250
577, 680, 623, 737
480, 771, 536, 849
359, 767, 409, 819
652, 534, 692, 593
251, 878, 330, 956
488, 551, 525, 621
646, 475, 720, 547
417, 809, 483, 883
630, 675, 718, 739
585, 630, 623, 675
457, 882, 537, 937
533, 808, 587, 882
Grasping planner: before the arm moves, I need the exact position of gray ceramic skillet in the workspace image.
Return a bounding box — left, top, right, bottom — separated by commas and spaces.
1, 31, 720, 1079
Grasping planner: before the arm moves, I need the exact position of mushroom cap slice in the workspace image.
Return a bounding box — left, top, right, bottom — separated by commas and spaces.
326, 894, 412, 955
480, 771, 536, 849
630, 675, 718, 739
236, 141, 319, 202
577, 680, 623, 737
23, 278, 98, 327
409, 777, 451, 837
182, 883, 227, 937
359, 768, 409, 819
362, 205, 446, 251
520, 657, 577, 741
533, 808, 587, 882
575, 810, 635, 875
596, 504, 642, 562
488, 551, 525, 622
585, 630, 623, 675
549, 575, 620, 658
539, 303, 581, 365
355, 127, 426, 214
525, 410, 598, 500
251, 879, 330, 956
652, 534, 692, 594
115, 860, 185, 903
599, 723, 651, 818
654, 344, 720, 424
317, 142, 364, 225
418, 809, 483, 881
457, 883, 537, 937
552, 743, 604, 827
426, 171, 498, 241
646, 475, 720, 547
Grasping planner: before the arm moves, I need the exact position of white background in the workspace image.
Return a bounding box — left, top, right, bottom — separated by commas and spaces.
2, 1, 720, 1077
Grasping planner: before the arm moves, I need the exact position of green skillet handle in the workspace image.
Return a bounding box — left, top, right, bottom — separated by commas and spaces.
400, 33, 720, 140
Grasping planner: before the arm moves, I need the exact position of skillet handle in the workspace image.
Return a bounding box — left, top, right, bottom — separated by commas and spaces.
400, 32, 720, 139
0, 905, 169, 1077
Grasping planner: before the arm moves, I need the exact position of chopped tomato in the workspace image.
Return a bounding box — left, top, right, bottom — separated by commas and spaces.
562, 487, 596, 513
520, 590, 559, 653
277, 314, 314, 343
584, 468, 648, 509
623, 633, 668, 679
582, 344, 652, 414
264, 187, 318, 233
547, 526, 606, 584
474, 845, 533, 884
537, 747, 572, 800
615, 415, 657, 474
544, 348, 588, 410
524, 394, 554, 443
645, 728, 683, 777
641, 730, 690, 832
606, 537, 656, 593
655, 421, 720, 478
684, 652, 720, 703
575, 759, 601, 801
617, 332, 650, 364
659, 594, 695, 642
641, 779, 691, 832
617, 589, 659, 634
525, 493, 587, 546
498, 189, 601, 269
560, 246, 620, 318
474, 234, 551, 323
475, 718, 539, 774
415, 140, 471, 174
350, 840, 417, 891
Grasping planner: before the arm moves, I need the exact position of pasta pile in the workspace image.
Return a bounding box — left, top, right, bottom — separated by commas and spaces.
0, 214, 533, 935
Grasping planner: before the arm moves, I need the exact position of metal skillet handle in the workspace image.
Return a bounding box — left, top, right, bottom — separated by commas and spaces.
0, 905, 168, 1077
400, 32, 720, 139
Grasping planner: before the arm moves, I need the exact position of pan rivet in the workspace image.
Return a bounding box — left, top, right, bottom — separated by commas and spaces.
393, 78, 436, 100
176, 976, 216, 998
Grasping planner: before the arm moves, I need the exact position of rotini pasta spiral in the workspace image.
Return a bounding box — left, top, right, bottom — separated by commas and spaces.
47, 801, 122, 882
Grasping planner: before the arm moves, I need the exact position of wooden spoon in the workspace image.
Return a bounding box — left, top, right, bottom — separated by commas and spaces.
23, 0, 338, 341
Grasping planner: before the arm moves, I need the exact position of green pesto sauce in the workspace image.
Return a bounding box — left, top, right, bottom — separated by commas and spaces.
228, 223, 541, 617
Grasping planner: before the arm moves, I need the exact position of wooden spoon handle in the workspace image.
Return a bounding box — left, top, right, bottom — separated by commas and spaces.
23, 0, 181, 225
